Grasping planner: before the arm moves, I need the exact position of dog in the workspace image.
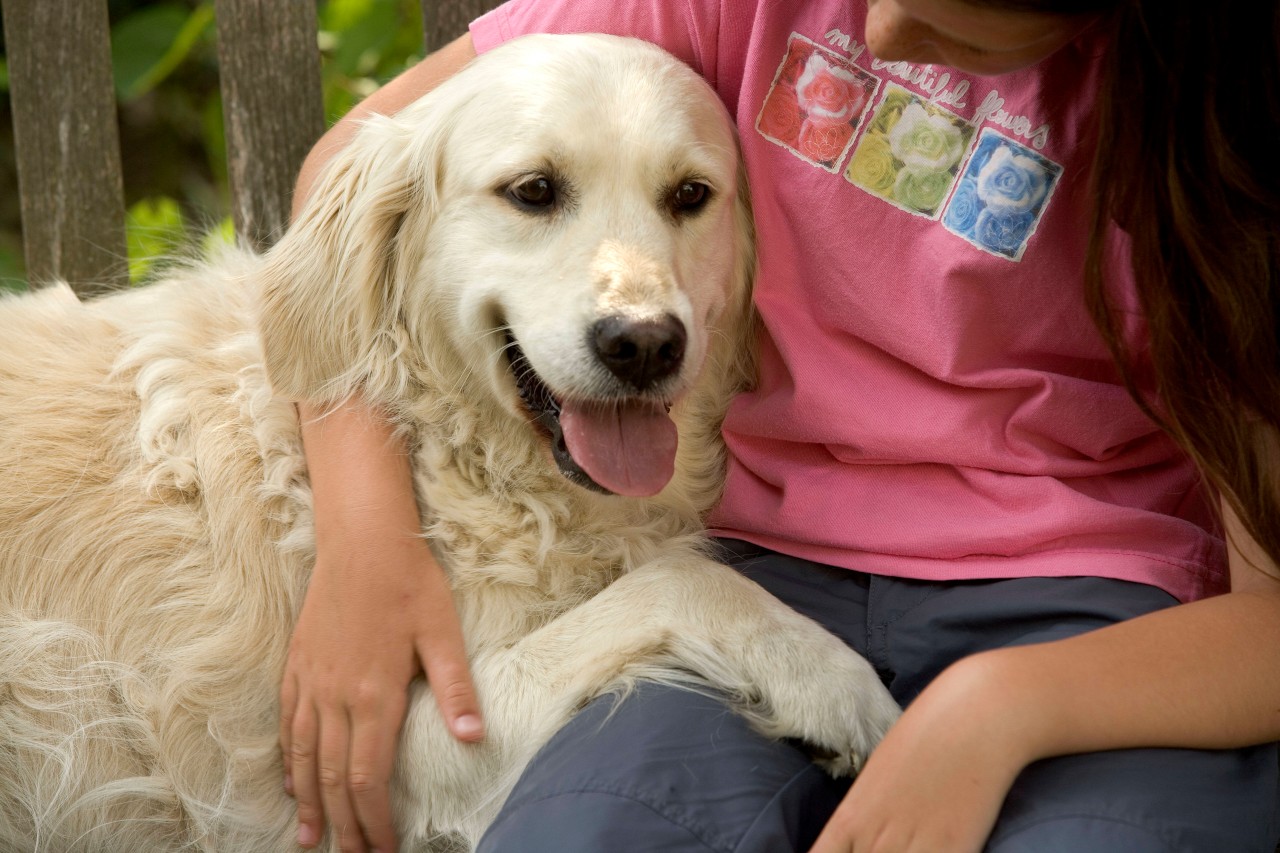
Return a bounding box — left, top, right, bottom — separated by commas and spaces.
0, 33, 899, 851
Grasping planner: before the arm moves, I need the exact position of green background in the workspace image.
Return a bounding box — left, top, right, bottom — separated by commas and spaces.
0, 0, 427, 290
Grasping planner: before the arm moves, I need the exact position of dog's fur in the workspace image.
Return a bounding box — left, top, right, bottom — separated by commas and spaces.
0, 34, 898, 852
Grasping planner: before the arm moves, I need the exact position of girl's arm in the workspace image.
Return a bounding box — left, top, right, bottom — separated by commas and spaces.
281, 34, 481, 853
811, 504, 1280, 853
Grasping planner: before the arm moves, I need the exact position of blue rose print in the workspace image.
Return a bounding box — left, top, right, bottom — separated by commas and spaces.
976, 147, 1048, 213
975, 208, 1034, 256
942, 129, 1062, 261
943, 180, 981, 233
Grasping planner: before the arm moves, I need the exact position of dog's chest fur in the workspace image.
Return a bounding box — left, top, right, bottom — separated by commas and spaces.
401, 374, 722, 651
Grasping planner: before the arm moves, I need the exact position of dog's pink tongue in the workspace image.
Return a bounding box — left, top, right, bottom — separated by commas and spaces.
560, 400, 677, 497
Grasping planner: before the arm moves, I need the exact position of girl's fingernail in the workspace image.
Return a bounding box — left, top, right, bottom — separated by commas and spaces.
298, 824, 316, 846
454, 713, 484, 739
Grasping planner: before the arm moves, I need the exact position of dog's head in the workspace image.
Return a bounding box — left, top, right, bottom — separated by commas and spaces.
260, 34, 754, 498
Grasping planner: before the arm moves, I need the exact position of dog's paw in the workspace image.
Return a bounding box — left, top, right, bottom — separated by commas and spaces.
800, 658, 900, 777
744, 640, 900, 778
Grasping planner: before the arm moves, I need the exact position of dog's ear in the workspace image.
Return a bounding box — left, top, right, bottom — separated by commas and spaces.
718, 155, 760, 394
256, 108, 448, 404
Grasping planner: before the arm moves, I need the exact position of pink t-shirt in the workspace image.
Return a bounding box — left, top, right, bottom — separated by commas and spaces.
471, 0, 1225, 602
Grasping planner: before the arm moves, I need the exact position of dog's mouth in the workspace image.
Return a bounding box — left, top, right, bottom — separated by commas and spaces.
505, 333, 678, 497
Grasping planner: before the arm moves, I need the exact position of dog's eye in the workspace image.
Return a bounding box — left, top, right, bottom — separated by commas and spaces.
507, 176, 558, 211
669, 181, 711, 216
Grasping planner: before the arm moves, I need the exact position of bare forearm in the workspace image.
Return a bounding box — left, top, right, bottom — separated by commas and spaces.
298, 398, 424, 548
291, 28, 482, 558
291, 32, 479, 536
817, 585, 1280, 853
949, 588, 1280, 768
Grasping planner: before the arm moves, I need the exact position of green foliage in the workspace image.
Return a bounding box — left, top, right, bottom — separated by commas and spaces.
125, 197, 187, 284
200, 216, 238, 258
111, 2, 215, 101
319, 0, 425, 121
114, 0, 424, 281
126, 196, 236, 286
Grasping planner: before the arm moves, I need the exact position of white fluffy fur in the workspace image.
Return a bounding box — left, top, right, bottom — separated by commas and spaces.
0, 34, 899, 852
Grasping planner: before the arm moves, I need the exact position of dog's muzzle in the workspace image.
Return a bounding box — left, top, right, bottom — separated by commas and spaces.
505, 331, 679, 497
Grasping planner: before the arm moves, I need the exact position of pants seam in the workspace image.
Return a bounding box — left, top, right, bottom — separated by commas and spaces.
988, 811, 1186, 853
730, 763, 836, 853
866, 575, 944, 674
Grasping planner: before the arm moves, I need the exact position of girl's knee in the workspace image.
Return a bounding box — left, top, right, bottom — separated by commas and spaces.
476, 684, 848, 852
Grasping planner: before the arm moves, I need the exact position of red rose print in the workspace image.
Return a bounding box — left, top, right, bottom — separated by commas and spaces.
759, 85, 803, 146
796, 54, 861, 124
798, 117, 854, 165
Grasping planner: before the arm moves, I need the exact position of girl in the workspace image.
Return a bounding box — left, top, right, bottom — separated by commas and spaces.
281, 1, 1280, 850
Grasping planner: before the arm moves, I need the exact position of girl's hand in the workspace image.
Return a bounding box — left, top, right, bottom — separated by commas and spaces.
280, 530, 482, 853
810, 653, 1037, 853
281, 399, 484, 853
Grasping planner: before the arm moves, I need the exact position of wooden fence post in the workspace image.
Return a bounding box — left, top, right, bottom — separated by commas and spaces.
420, 0, 506, 54
214, 0, 326, 252
2, 0, 128, 295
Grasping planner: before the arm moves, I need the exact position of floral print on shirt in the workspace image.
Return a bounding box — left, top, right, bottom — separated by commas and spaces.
756, 33, 1065, 261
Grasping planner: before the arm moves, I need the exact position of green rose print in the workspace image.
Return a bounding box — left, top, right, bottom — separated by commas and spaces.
846, 85, 975, 218
847, 135, 896, 194
888, 103, 965, 172
894, 167, 952, 213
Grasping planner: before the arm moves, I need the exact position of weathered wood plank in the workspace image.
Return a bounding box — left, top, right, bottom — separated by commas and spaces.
2, 0, 128, 295
421, 0, 505, 54
214, 0, 326, 251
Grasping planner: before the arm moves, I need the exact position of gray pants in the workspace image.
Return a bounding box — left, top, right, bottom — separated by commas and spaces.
477, 540, 1280, 852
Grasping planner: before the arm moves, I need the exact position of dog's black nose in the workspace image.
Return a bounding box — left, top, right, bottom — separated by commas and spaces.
591, 313, 687, 390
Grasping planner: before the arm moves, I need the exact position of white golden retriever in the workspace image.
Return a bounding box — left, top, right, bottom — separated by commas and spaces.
0, 34, 898, 852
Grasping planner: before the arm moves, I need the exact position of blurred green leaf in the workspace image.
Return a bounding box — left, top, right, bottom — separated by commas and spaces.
126, 196, 188, 284
0, 58, 9, 94
322, 0, 402, 78
0, 237, 25, 293
201, 216, 236, 256
111, 3, 215, 101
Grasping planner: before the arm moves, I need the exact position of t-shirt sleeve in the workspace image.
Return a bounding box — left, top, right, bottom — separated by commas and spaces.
469, 0, 721, 81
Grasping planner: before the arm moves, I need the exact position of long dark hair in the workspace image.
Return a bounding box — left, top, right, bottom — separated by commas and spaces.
977, 0, 1280, 570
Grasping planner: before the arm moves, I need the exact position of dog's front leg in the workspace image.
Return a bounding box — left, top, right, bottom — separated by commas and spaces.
392, 549, 899, 849
498, 550, 900, 773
